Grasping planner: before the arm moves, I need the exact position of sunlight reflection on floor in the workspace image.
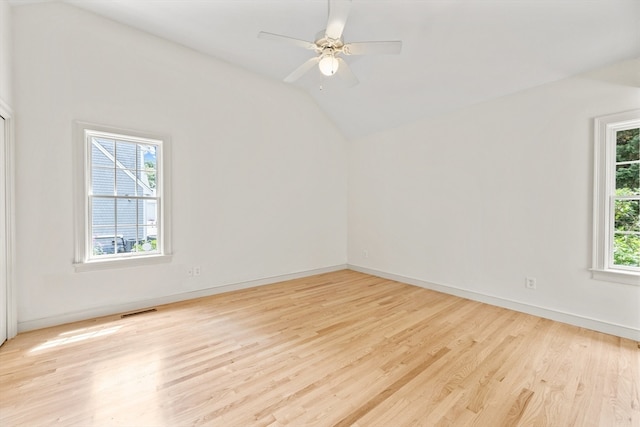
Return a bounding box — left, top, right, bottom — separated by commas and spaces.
30, 325, 123, 352
91, 353, 164, 425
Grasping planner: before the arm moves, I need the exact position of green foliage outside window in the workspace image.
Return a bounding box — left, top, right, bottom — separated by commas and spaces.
613, 128, 639, 268
613, 234, 640, 267
133, 239, 157, 253
145, 160, 156, 190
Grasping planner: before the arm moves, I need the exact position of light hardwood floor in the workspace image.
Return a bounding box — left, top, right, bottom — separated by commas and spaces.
1, 270, 638, 426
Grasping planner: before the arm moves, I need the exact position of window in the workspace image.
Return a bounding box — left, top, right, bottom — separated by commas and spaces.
74, 123, 171, 270
592, 110, 639, 285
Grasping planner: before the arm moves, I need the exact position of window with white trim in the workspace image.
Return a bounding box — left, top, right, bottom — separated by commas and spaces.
74, 123, 171, 270
592, 110, 639, 285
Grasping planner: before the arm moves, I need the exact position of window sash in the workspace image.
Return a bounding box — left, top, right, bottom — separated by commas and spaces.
85, 134, 163, 261
592, 111, 640, 285
595, 112, 640, 278
81, 127, 166, 264
87, 195, 161, 260
607, 194, 640, 272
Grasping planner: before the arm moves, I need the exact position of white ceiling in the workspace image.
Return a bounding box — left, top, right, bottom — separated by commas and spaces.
12, 0, 640, 139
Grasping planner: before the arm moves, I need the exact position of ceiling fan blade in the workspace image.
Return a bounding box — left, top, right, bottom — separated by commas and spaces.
284, 57, 320, 83
258, 31, 316, 50
336, 57, 358, 87
343, 41, 403, 55
325, 0, 352, 40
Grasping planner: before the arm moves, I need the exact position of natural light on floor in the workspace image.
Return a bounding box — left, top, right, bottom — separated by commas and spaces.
30, 325, 123, 352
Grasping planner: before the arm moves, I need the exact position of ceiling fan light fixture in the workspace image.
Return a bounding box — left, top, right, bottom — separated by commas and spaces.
318, 54, 340, 76
258, 0, 402, 86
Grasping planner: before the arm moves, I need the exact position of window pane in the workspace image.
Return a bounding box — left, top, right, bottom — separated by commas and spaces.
140, 145, 157, 171
116, 169, 136, 196
91, 194, 115, 257
94, 235, 124, 255
116, 198, 138, 227
614, 199, 640, 232
138, 199, 158, 245
91, 167, 114, 196
137, 199, 146, 231
134, 229, 158, 253
613, 233, 640, 267
91, 138, 115, 167
615, 164, 639, 193
117, 226, 138, 254
92, 226, 116, 236
92, 229, 117, 256
141, 199, 157, 226
137, 170, 155, 196
116, 141, 136, 169
141, 226, 157, 241
616, 128, 639, 162
92, 198, 114, 227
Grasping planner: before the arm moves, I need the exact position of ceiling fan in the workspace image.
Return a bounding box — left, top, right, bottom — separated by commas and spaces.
258, 0, 402, 87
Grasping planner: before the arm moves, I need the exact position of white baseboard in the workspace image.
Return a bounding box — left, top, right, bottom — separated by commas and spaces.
348, 264, 640, 342
18, 263, 639, 341
17, 264, 347, 332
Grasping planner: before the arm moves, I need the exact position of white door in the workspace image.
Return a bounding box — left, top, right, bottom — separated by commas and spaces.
0, 114, 6, 346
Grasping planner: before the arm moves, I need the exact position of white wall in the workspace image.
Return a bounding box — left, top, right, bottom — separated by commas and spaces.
12, 2, 347, 329
349, 59, 640, 339
0, 0, 11, 105
11, 1, 639, 339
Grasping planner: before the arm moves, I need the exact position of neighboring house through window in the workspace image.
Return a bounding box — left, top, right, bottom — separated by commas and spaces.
592, 110, 639, 285
74, 123, 171, 270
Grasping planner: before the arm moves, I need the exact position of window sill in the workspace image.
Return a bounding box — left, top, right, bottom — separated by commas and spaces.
591, 268, 640, 286
74, 254, 172, 272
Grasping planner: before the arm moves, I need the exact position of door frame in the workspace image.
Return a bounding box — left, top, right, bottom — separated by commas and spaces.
0, 98, 16, 340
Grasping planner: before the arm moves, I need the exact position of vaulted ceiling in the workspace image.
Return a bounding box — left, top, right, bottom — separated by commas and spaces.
11, 0, 640, 138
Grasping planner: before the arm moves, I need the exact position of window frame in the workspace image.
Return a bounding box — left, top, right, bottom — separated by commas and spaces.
592, 110, 640, 286
74, 122, 172, 271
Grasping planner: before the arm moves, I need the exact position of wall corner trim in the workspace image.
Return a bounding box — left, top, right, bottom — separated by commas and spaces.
0, 98, 16, 340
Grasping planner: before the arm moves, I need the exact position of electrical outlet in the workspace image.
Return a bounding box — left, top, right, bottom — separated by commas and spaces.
187, 268, 193, 277
363, 250, 369, 258
193, 266, 201, 277
525, 277, 537, 289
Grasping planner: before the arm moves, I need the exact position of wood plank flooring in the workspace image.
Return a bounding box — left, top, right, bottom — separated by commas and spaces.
0, 270, 638, 426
